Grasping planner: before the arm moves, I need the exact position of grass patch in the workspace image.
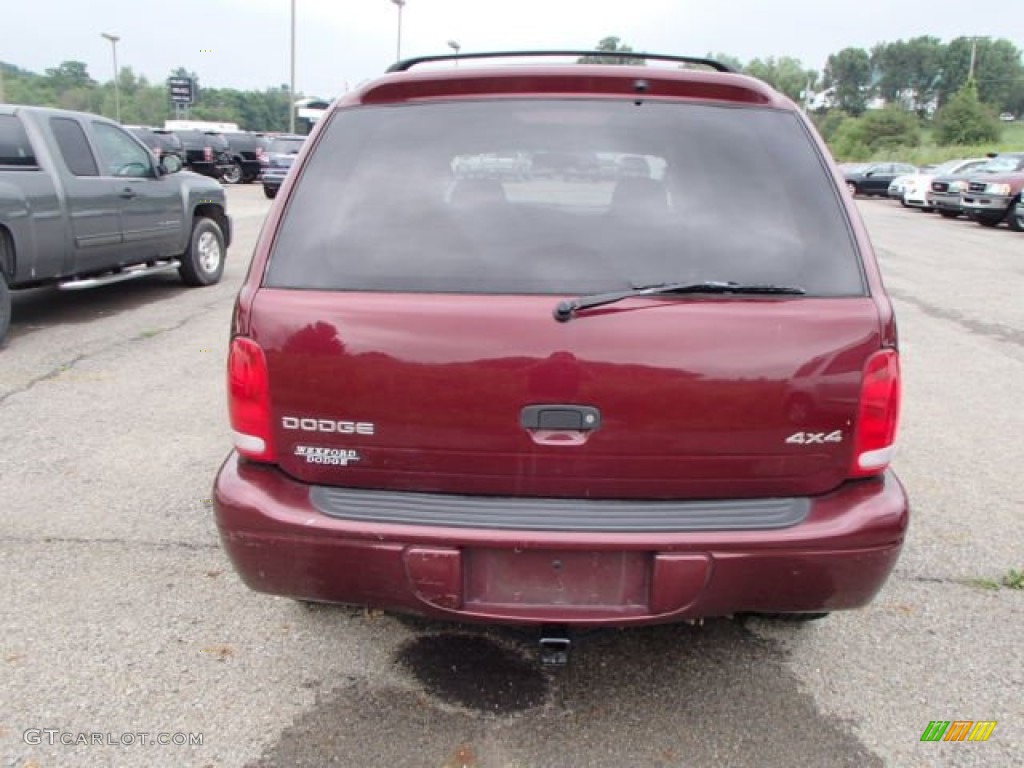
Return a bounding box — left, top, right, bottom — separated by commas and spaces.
1002, 568, 1024, 590
968, 577, 1001, 591
833, 119, 1024, 165
966, 569, 1024, 591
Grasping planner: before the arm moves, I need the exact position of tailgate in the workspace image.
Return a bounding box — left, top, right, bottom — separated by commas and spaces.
252, 291, 880, 499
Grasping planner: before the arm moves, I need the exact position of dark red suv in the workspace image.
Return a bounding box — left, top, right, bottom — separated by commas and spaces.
214, 52, 908, 628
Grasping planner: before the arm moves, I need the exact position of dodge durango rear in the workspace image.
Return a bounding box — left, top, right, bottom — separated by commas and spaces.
214, 52, 909, 630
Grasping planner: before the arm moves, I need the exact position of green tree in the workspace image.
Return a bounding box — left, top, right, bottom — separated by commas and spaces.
44, 60, 95, 91
824, 48, 873, 115
938, 37, 1024, 112
813, 110, 850, 143
578, 37, 645, 66
871, 37, 944, 115
744, 56, 817, 103
932, 81, 1002, 145
704, 52, 743, 72
860, 107, 922, 150
829, 107, 921, 158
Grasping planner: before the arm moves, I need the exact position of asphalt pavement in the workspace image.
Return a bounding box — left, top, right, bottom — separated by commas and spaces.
0, 187, 1020, 767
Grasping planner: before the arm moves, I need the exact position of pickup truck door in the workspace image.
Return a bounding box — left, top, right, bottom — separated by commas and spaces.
89, 121, 183, 261
47, 115, 124, 274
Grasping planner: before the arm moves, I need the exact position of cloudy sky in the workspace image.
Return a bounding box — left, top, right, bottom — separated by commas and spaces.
3, 0, 1017, 98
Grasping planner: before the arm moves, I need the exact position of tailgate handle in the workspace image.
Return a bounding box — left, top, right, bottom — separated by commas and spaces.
520, 405, 601, 431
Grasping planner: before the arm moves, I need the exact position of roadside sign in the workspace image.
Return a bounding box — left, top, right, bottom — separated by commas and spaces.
168, 77, 195, 105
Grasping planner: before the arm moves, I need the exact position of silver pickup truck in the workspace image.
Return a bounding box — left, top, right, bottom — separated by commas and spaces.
0, 104, 232, 345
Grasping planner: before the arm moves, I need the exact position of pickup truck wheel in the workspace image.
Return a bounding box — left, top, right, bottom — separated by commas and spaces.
975, 214, 1002, 227
221, 163, 243, 185
0, 270, 11, 347
263, 186, 277, 199
179, 217, 225, 286
846, 182, 858, 196
938, 210, 960, 219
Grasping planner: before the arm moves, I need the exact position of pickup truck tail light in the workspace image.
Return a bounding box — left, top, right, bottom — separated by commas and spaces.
203, 146, 213, 162
228, 337, 275, 463
256, 146, 267, 165
850, 349, 901, 478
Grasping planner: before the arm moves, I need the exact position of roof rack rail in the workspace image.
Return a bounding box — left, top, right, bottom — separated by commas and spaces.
386, 51, 735, 74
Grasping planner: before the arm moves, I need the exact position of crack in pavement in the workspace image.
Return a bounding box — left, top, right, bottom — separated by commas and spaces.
892, 570, 1022, 591
881, 283, 1024, 351
0, 296, 229, 407
0, 535, 220, 551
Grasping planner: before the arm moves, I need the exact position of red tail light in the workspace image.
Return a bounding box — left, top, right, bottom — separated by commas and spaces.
203, 146, 213, 162
256, 146, 267, 165
228, 337, 274, 462
850, 349, 901, 478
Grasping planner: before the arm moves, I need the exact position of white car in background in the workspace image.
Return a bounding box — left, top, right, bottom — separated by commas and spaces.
887, 174, 915, 203
901, 157, 990, 210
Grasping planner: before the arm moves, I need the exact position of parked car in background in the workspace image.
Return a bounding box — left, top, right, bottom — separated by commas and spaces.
899, 157, 989, 211
999, 112, 1016, 122
887, 174, 913, 203
125, 126, 186, 167
959, 152, 1024, 229
843, 162, 918, 197
259, 134, 305, 198
927, 154, 1023, 218
220, 132, 269, 184
214, 51, 908, 637
172, 129, 233, 180
0, 104, 232, 345
618, 154, 651, 178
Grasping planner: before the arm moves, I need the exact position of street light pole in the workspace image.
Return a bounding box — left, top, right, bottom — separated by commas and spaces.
448, 40, 461, 66
289, 0, 296, 134
391, 0, 406, 61
101, 33, 121, 123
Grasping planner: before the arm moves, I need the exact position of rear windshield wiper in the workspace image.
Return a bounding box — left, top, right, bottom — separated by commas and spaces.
554, 281, 806, 322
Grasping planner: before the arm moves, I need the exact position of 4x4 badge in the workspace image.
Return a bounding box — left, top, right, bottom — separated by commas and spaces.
786, 431, 843, 445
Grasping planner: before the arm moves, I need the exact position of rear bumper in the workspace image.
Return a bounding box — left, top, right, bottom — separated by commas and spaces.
213, 453, 909, 626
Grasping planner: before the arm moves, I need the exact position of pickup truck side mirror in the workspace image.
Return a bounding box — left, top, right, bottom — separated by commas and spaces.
159, 155, 183, 175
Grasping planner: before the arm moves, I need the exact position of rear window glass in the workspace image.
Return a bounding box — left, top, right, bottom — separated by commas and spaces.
0, 115, 38, 166
50, 117, 99, 177
174, 130, 206, 148
266, 100, 864, 296
152, 131, 182, 150
268, 137, 304, 153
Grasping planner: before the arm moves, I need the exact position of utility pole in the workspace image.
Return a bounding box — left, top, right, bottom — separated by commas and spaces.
391, 0, 406, 61
289, 0, 296, 134
101, 33, 121, 122
968, 37, 979, 81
